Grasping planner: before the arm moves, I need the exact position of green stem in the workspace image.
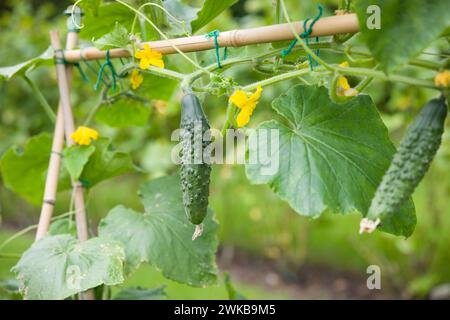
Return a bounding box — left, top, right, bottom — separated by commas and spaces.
23, 76, 56, 123
84, 86, 109, 126
0, 253, 22, 259
336, 66, 437, 89
117, 63, 185, 81
185, 42, 333, 87
337, 47, 444, 71
221, 102, 238, 135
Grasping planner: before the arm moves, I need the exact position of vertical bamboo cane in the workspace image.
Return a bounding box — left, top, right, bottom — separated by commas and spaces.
35, 31, 78, 241
49, 30, 95, 301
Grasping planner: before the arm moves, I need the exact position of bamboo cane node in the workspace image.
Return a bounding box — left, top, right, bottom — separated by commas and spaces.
54, 48, 67, 65
51, 150, 63, 157
43, 199, 56, 206
226, 30, 240, 48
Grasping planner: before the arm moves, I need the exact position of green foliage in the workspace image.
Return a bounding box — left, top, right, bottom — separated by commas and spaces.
0, 135, 134, 205
96, 99, 151, 127
98, 175, 219, 287
12, 235, 125, 300
180, 93, 211, 225
113, 286, 166, 300
81, 2, 134, 40
368, 96, 448, 221
0, 133, 70, 205
0, 47, 52, 81
93, 22, 130, 50
63, 145, 96, 180
138, 73, 179, 100
48, 218, 77, 237
246, 85, 416, 236
224, 273, 246, 300
191, 0, 239, 33
355, 0, 450, 72
78, 138, 136, 188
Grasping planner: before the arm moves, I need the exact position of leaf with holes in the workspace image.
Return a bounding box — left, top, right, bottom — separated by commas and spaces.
12, 235, 125, 300
98, 175, 218, 287
245, 85, 416, 237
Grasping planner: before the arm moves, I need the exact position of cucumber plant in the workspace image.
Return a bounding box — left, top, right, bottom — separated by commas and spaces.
180, 92, 211, 239
366, 96, 448, 227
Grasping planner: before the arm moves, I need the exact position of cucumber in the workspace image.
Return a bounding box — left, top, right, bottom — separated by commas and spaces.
180, 93, 211, 227
367, 95, 448, 221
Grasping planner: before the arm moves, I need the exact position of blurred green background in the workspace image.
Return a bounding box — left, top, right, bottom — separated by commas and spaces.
1, 0, 449, 299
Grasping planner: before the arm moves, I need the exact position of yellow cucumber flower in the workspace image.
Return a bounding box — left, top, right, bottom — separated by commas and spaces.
135, 44, 164, 69
71, 126, 99, 146
229, 85, 263, 127
434, 70, 450, 88
130, 69, 143, 90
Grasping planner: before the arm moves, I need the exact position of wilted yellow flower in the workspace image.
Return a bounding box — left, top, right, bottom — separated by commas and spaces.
130, 69, 143, 90
153, 100, 168, 115
434, 70, 450, 88
229, 85, 263, 127
71, 126, 99, 146
135, 44, 164, 69
336, 76, 358, 97
339, 61, 350, 68
359, 218, 380, 234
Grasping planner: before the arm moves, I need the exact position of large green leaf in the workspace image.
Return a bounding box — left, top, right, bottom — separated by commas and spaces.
113, 286, 166, 300
245, 85, 416, 237
0, 47, 53, 81
63, 145, 96, 180
12, 235, 125, 300
163, 0, 199, 35
354, 0, 450, 72
80, 2, 134, 40
93, 22, 130, 50
98, 175, 219, 287
191, 0, 239, 33
79, 138, 136, 188
96, 99, 151, 127
0, 133, 70, 205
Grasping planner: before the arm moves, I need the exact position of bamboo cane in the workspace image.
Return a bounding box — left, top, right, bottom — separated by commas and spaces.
49, 30, 95, 300
35, 31, 78, 241
63, 13, 360, 62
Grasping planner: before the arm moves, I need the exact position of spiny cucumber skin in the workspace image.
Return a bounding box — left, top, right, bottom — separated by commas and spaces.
180, 93, 211, 225
368, 96, 447, 220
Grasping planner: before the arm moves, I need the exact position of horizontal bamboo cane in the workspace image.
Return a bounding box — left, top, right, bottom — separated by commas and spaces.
64, 13, 359, 62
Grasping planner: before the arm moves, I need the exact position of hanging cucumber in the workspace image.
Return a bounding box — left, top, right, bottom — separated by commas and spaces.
363, 95, 448, 231
180, 92, 211, 239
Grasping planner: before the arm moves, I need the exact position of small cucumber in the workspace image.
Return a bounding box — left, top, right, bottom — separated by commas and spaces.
180, 93, 211, 226
367, 96, 448, 221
